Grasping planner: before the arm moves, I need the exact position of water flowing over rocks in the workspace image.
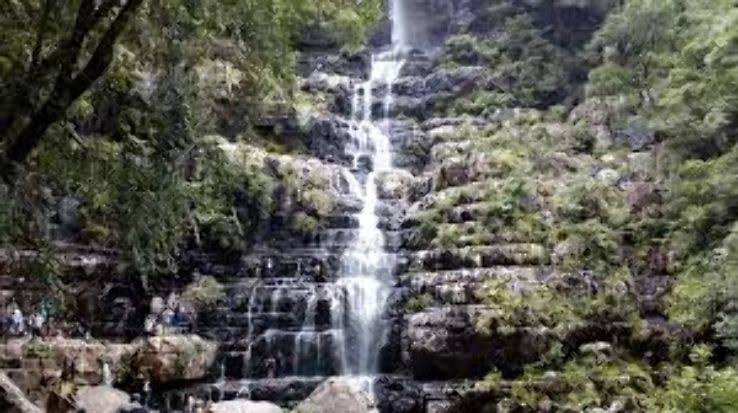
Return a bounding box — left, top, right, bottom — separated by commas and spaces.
0, 0, 683, 412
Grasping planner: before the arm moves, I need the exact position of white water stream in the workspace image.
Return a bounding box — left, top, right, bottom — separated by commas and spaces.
336, 0, 408, 377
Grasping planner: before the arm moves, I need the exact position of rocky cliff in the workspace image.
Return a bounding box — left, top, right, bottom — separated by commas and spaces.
2, 0, 738, 412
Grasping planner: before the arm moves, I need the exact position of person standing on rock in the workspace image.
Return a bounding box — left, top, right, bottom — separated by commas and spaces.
10, 308, 25, 336
30, 310, 44, 339
143, 314, 156, 336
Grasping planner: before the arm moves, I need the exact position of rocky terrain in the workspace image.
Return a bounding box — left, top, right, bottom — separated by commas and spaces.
1, 0, 738, 412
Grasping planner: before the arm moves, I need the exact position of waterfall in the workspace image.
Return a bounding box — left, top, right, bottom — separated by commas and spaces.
337, 0, 407, 377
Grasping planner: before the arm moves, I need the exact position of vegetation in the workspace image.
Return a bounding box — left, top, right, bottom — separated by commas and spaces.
182, 276, 225, 311
398, 1, 738, 410
0, 0, 381, 279
405, 293, 433, 313
2, 0, 738, 410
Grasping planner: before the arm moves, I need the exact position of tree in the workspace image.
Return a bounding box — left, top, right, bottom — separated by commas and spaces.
1, 0, 145, 177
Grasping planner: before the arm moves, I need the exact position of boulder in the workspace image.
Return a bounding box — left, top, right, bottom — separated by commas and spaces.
377, 170, 416, 200
293, 377, 378, 413
131, 335, 217, 383
0, 372, 42, 413
374, 376, 423, 413
75, 386, 130, 413
209, 400, 283, 413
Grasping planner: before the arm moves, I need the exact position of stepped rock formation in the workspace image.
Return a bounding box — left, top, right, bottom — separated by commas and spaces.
1, 0, 700, 412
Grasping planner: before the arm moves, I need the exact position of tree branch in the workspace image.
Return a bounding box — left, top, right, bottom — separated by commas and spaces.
3, 0, 145, 171
30, 0, 53, 69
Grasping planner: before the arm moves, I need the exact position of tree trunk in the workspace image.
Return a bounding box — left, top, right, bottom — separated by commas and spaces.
2, 0, 144, 175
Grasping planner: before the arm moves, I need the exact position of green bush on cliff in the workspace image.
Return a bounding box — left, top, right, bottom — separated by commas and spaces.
588, 0, 738, 158
666, 148, 738, 331
645, 345, 738, 412
441, 10, 581, 110
405, 293, 433, 313
450, 91, 515, 116
502, 353, 655, 411
478, 266, 637, 337
182, 276, 225, 310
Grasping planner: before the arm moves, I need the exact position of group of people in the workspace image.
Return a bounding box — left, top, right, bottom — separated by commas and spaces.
1, 305, 48, 338
143, 293, 194, 336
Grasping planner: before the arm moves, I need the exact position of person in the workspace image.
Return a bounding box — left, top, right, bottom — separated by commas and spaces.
161, 307, 175, 327
30, 311, 45, 339
185, 395, 196, 413
10, 308, 25, 336
143, 314, 156, 336
172, 304, 191, 331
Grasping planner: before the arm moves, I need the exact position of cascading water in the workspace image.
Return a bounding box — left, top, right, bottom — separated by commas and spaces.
336, 0, 407, 377
163, 2, 415, 408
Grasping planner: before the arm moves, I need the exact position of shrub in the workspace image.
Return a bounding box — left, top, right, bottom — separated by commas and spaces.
405, 293, 433, 313
645, 345, 738, 412
182, 276, 225, 310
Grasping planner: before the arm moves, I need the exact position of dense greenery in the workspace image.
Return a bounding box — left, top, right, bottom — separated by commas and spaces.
0, 0, 381, 281
418, 0, 738, 410
1, 0, 737, 410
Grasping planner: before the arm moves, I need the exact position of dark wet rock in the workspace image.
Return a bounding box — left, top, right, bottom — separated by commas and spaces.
374, 376, 423, 413
626, 182, 661, 212
434, 155, 486, 190
307, 117, 354, 165
423, 381, 503, 413
635, 274, 673, 317
405, 305, 551, 379
408, 245, 549, 271
298, 51, 369, 78
616, 121, 656, 151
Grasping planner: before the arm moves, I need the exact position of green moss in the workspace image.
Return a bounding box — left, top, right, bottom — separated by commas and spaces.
405, 293, 434, 313
182, 276, 225, 311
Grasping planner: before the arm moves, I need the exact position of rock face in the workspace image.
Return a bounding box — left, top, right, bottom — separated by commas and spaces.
0, 338, 137, 405
0, 1, 639, 412
0, 335, 220, 409
131, 335, 218, 383
75, 386, 131, 413
0, 371, 42, 413
293, 378, 378, 413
